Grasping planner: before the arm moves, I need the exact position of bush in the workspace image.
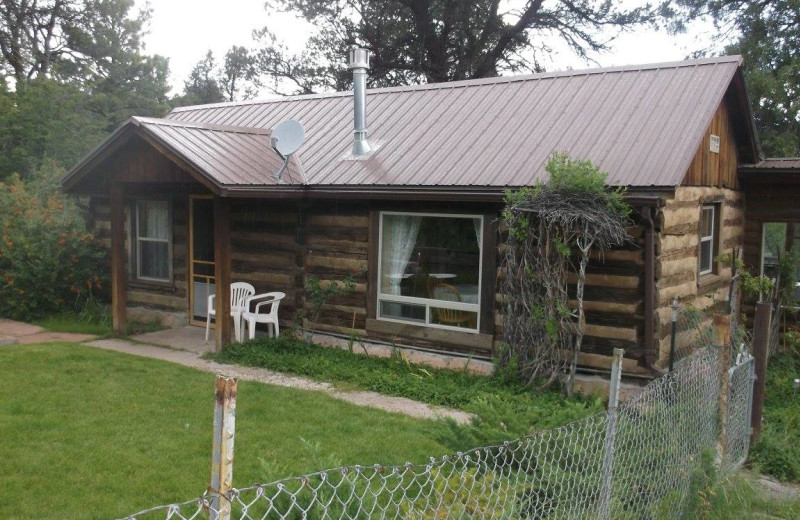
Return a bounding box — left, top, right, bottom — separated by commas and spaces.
0, 165, 107, 320
749, 349, 800, 482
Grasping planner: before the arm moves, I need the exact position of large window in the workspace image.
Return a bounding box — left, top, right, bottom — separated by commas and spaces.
377, 212, 482, 332
135, 200, 171, 282
699, 204, 718, 276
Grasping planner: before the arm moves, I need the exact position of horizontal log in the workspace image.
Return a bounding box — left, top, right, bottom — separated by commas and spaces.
307, 214, 369, 228
306, 255, 367, 271
365, 318, 494, 352
127, 290, 186, 310
568, 299, 640, 315
584, 323, 638, 342
307, 237, 369, 255
232, 269, 295, 284
231, 251, 295, 267
566, 272, 640, 289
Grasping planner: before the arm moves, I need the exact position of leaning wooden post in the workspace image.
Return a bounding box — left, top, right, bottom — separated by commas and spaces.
210, 375, 237, 520
713, 314, 731, 462
599, 348, 623, 518
109, 184, 127, 335
751, 302, 772, 443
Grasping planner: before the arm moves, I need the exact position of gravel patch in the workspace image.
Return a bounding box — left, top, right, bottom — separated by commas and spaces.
85, 339, 473, 424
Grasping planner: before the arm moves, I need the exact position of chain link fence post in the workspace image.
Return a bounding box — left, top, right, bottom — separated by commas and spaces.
713, 314, 731, 462
599, 348, 623, 518
210, 376, 237, 520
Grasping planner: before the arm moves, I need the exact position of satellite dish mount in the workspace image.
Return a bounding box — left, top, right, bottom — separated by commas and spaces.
270, 120, 305, 181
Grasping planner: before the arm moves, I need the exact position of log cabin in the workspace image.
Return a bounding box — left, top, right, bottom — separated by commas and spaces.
63, 52, 794, 378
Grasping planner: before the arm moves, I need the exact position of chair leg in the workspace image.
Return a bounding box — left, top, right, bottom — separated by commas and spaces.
246, 318, 253, 340
274, 320, 279, 338
205, 315, 211, 341
233, 315, 241, 343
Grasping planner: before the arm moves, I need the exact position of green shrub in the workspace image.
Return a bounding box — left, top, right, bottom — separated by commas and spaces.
0, 166, 107, 320
749, 350, 800, 482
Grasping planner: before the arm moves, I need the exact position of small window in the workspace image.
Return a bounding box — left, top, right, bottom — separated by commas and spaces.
377, 212, 482, 332
698, 204, 718, 276
135, 200, 171, 282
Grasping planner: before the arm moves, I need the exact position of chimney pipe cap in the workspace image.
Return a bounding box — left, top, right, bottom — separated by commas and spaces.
348, 48, 370, 70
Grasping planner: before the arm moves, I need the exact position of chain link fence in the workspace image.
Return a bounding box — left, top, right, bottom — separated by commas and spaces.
116, 342, 755, 520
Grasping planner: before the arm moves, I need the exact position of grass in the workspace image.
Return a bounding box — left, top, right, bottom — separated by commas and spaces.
208, 336, 604, 445
685, 462, 800, 519
0, 343, 461, 520
33, 313, 112, 335
750, 344, 800, 483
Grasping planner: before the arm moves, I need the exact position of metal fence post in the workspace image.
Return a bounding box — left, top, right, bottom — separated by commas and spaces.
751, 302, 772, 443
669, 299, 678, 371
714, 314, 731, 461
600, 348, 623, 518
210, 375, 237, 520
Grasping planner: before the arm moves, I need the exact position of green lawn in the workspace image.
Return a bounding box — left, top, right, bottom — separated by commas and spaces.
210, 337, 603, 445
0, 344, 459, 520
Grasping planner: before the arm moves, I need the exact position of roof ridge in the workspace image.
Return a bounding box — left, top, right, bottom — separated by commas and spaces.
133, 116, 270, 134
168, 55, 742, 115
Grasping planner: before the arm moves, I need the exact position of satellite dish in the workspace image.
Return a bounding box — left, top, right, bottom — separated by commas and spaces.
270, 120, 305, 158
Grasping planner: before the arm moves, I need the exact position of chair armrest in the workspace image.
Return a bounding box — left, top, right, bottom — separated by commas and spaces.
208, 293, 216, 305
245, 293, 285, 314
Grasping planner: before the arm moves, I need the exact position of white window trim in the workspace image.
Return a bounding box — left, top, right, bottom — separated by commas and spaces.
376, 211, 483, 333
135, 199, 173, 283
699, 204, 716, 276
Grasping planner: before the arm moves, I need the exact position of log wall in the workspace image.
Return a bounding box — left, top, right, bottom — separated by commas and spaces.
654, 186, 744, 366
89, 192, 190, 314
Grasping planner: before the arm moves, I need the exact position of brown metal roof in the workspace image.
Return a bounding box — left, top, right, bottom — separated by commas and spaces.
62, 117, 304, 191
740, 158, 800, 171
165, 56, 745, 189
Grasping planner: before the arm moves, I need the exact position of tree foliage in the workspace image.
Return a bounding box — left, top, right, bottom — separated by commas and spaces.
0, 163, 107, 320
0, 0, 171, 178
253, 0, 658, 94
668, 0, 800, 157
500, 153, 631, 389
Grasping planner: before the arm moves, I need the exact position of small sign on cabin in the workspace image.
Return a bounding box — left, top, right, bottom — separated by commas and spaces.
710, 135, 721, 154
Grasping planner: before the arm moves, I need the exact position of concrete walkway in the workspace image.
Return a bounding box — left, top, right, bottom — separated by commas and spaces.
85, 337, 473, 424
0, 318, 97, 345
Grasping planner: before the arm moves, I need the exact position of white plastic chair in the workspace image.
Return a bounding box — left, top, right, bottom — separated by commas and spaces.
241, 292, 286, 340
205, 282, 256, 342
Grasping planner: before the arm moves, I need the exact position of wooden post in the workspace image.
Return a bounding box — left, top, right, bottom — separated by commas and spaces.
600, 348, 624, 519
751, 302, 772, 443
214, 196, 231, 352
210, 375, 237, 520
110, 185, 127, 335
714, 314, 731, 460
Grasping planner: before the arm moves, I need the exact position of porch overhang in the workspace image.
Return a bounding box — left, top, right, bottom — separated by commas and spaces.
61, 117, 304, 195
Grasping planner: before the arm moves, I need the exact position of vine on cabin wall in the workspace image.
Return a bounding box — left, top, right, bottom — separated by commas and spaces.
499, 153, 632, 393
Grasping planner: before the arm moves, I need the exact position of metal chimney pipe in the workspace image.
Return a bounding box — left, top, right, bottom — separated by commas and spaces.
348, 48, 372, 156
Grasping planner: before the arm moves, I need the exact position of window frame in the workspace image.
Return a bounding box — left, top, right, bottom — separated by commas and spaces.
698, 204, 718, 277
133, 199, 173, 283
376, 210, 484, 334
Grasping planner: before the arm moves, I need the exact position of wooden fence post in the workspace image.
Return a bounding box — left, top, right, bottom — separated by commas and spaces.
713, 314, 731, 461
600, 348, 624, 519
210, 375, 237, 520
751, 302, 772, 443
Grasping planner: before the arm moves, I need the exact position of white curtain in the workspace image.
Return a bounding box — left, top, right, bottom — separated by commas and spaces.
381, 215, 422, 295
473, 218, 482, 247
139, 201, 169, 239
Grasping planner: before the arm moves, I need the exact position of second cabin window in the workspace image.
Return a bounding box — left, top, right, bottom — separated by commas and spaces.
699, 204, 718, 276
134, 200, 172, 282
377, 212, 482, 332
